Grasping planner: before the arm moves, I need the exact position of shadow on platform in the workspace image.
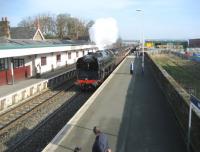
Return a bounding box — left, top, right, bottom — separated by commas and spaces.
116, 58, 187, 152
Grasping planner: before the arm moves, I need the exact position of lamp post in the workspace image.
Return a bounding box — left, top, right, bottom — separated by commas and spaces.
136, 9, 144, 73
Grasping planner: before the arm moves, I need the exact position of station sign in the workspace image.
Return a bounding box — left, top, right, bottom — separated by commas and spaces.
187, 95, 200, 151
190, 95, 200, 117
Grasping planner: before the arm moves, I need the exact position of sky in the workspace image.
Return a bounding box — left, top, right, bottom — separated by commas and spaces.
1, 0, 200, 40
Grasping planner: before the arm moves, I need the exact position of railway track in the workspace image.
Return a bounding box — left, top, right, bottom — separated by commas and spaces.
0, 78, 91, 151
9, 90, 92, 152
0, 79, 75, 132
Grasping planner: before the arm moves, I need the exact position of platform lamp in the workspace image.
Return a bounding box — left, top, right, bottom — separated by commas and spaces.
136, 9, 144, 72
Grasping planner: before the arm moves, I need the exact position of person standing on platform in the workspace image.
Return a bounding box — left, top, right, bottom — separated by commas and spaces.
36, 64, 41, 78
142, 62, 144, 75
130, 61, 134, 74
92, 126, 112, 152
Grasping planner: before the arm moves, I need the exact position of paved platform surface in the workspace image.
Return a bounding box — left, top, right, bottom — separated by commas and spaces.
0, 65, 75, 98
43, 56, 187, 152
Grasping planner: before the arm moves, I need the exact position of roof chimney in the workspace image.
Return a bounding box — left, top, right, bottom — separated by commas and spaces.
0, 17, 11, 39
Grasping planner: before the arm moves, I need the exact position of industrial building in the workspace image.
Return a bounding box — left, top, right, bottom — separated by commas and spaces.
145, 39, 188, 49
188, 39, 200, 48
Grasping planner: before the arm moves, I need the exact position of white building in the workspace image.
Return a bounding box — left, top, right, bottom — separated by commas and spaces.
0, 17, 97, 86
0, 40, 97, 86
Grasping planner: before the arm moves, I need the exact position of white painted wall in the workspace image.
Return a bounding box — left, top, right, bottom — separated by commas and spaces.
39, 53, 52, 73
3, 46, 98, 76
33, 50, 83, 74
57, 52, 66, 68
72, 51, 77, 64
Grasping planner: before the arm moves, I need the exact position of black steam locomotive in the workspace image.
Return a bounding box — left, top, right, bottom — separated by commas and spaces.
76, 50, 115, 89
76, 48, 130, 90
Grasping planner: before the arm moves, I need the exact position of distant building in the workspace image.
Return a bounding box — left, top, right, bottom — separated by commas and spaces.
0, 17, 44, 40
189, 39, 200, 48
145, 39, 188, 49
123, 40, 139, 45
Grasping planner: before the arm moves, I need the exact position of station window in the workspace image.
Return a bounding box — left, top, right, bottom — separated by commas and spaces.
41, 57, 47, 66
13, 59, 24, 68
0, 58, 8, 71
68, 52, 71, 59
56, 54, 61, 62
76, 52, 79, 57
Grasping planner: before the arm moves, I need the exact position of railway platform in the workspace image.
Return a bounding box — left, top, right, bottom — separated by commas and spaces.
0, 64, 75, 113
0, 64, 75, 97
43, 55, 187, 152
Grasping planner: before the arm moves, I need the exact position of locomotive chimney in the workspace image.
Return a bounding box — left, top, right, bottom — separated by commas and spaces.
0, 16, 11, 39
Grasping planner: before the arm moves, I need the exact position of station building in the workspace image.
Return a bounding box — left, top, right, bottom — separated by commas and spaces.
0, 17, 97, 86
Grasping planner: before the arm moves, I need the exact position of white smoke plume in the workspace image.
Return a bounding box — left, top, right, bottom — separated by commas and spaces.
89, 17, 119, 49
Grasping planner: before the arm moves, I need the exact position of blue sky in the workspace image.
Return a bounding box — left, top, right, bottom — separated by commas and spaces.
1, 0, 200, 40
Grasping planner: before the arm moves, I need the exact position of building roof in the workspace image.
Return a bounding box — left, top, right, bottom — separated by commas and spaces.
10, 27, 36, 39
0, 42, 97, 59
0, 39, 93, 50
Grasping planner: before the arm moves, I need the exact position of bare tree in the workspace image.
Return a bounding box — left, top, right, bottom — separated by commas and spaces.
17, 13, 93, 40
85, 20, 94, 40
86, 20, 94, 31
18, 13, 57, 38
67, 18, 93, 40
18, 16, 35, 28
37, 13, 57, 37
56, 14, 70, 39
67, 17, 81, 39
